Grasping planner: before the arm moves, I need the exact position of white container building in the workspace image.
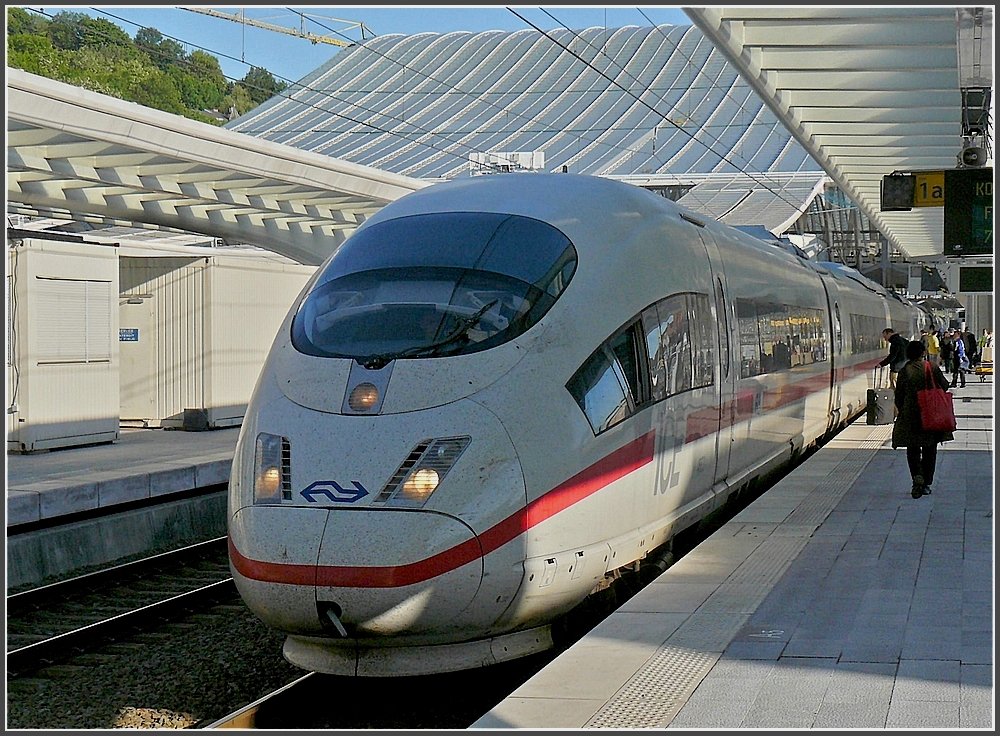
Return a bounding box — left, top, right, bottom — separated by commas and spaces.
6, 235, 120, 452
118, 247, 315, 429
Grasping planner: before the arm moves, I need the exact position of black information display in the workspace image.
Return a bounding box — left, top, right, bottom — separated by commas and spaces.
958, 266, 993, 293
880, 173, 915, 211
943, 167, 993, 256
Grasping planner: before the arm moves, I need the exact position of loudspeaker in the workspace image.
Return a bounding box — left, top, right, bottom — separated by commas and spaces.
959, 146, 988, 167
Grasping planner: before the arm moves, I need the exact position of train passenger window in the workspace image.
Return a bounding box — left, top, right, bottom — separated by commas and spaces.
568, 291, 713, 435
567, 347, 631, 434
689, 293, 714, 387
735, 298, 829, 374
290, 212, 577, 362
786, 306, 828, 364
736, 299, 761, 378
608, 325, 645, 406
658, 296, 692, 395
756, 301, 788, 373
850, 312, 883, 353
640, 307, 666, 401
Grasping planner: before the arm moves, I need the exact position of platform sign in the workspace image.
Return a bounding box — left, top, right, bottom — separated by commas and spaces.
913, 171, 944, 207
958, 265, 993, 293
880, 173, 915, 211
944, 167, 993, 256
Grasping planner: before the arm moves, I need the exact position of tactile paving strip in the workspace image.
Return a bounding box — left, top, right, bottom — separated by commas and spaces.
786, 427, 888, 526
583, 426, 889, 728
584, 645, 719, 728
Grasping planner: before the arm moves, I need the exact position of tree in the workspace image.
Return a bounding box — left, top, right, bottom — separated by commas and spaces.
188, 50, 229, 108
48, 11, 91, 50
78, 16, 132, 49
240, 66, 287, 105
134, 26, 164, 50
224, 84, 256, 118
8, 15, 232, 127
7, 7, 48, 36
66, 44, 157, 99
129, 68, 186, 115
134, 25, 186, 71
168, 65, 225, 111
7, 33, 68, 78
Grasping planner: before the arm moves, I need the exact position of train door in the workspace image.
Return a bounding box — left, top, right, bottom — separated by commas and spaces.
823, 279, 844, 433
693, 229, 733, 487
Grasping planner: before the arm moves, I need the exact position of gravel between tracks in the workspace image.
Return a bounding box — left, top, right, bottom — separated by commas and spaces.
6, 603, 302, 729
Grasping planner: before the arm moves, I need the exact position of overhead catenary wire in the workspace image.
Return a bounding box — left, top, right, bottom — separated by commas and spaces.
77, 6, 652, 173
28, 7, 821, 212
509, 7, 812, 212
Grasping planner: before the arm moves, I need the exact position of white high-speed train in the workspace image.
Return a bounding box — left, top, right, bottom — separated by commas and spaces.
227, 173, 924, 676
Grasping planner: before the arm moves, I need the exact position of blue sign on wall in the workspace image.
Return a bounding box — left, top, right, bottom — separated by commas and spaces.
120, 328, 139, 342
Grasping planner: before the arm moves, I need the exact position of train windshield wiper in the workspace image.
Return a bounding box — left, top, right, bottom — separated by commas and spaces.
360, 300, 499, 370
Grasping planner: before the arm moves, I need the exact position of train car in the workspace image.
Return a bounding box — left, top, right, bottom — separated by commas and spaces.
227, 173, 922, 676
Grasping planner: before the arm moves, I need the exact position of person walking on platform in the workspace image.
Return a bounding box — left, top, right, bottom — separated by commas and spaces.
979, 328, 994, 364
878, 327, 907, 387
923, 328, 941, 367
940, 329, 956, 377
952, 330, 968, 388
892, 340, 953, 498
961, 327, 979, 368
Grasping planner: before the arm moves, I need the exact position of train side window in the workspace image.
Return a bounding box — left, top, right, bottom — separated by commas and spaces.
657, 295, 692, 395
608, 323, 647, 407
736, 299, 761, 378
757, 301, 789, 373
850, 312, 883, 353
569, 291, 712, 434
567, 346, 631, 434
688, 293, 714, 387
640, 307, 666, 401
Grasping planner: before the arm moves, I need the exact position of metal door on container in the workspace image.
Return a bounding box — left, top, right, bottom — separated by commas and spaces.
119, 296, 156, 421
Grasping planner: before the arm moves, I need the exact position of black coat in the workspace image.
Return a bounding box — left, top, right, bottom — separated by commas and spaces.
891, 359, 954, 448
962, 332, 978, 362
879, 333, 908, 371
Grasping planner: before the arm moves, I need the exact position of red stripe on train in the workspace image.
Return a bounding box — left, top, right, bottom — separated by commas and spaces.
229, 431, 656, 588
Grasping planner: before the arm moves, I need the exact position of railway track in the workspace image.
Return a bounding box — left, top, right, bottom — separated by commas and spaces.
6, 537, 236, 678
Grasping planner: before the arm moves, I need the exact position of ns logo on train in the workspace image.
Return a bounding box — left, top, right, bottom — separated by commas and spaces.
300, 480, 369, 503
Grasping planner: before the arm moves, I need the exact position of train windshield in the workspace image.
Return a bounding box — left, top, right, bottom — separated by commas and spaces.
291, 212, 577, 365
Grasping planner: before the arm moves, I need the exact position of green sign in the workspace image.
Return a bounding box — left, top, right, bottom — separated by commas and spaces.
943, 167, 993, 256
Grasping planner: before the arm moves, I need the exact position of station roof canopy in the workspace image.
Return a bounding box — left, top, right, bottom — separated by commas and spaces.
686, 6, 993, 262
6, 8, 993, 265
6, 68, 427, 265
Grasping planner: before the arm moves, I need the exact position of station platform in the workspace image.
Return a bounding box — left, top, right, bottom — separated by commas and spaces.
6, 425, 240, 588
473, 378, 994, 730
6, 426, 240, 529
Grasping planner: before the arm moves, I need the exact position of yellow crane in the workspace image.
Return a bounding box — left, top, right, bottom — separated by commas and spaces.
181, 7, 372, 48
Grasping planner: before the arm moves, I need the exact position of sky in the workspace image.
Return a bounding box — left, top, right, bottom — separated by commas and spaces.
35, 5, 694, 85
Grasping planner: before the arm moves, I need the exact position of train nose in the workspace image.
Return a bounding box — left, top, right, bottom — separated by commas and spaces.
229, 505, 484, 638
313, 508, 484, 637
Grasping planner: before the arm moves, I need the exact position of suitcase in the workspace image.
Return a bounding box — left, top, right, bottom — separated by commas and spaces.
866, 367, 894, 425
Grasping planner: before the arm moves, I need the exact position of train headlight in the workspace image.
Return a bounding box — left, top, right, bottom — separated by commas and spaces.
348, 382, 380, 412
374, 437, 471, 507
254, 433, 290, 504
401, 468, 440, 501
